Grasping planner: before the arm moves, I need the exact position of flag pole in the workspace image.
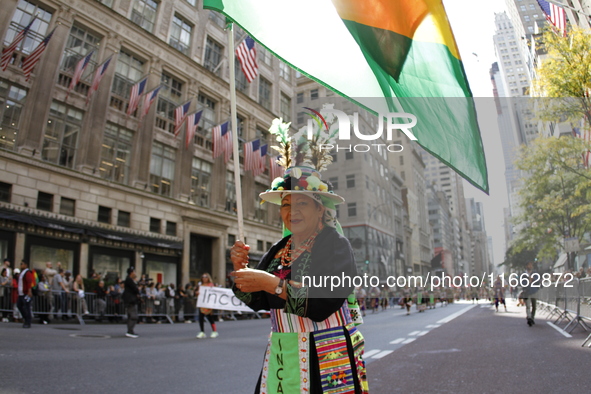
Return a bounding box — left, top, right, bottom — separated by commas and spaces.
227, 21, 245, 242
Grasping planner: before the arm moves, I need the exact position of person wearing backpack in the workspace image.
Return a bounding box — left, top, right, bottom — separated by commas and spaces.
17, 260, 35, 328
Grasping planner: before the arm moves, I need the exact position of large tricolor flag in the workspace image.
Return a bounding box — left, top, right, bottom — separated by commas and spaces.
126, 76, 148, 116
66, 51, 94, 98
174, 101, 192, 136
140, 86, 162, 119
185, 110, 203, 149
212, 121, 232, 163
22, 27, 55, 81
537, 0, 567, 36
1, 17, 36, 71
244, 139, 261, 172
87, 56, 113, 105
235, 36, 258, 82
204, 0, 489, 193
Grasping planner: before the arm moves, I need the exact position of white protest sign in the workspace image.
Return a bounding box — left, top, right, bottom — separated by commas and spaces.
196, 286, 256, 313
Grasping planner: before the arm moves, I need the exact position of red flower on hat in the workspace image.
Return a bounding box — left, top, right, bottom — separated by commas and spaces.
299, 180, 308, 189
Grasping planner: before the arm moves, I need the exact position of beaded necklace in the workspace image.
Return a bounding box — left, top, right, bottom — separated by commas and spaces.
276, 229, 321, 268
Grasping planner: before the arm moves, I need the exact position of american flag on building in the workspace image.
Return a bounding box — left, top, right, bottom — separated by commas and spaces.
235, 36, 258, 83
86, 56, 113, 105
1, 17, 36, 71
537, 0, 567, 36
244, 139, 261, 172
126, 76, 148, 116
255, 144, 268, 177
185, 110, 203, 149
140, 86, 162, 119
212, 121, 232, 163
174, 100, 192, 136
66, 51, 94, 98
269, 155, 283, 180
22, 27, 55, 81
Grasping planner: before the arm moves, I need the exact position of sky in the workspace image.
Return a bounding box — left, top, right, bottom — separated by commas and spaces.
443, 0, 509, 268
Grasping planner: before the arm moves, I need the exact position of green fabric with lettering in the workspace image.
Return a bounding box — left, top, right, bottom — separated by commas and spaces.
266, 333, 301, 394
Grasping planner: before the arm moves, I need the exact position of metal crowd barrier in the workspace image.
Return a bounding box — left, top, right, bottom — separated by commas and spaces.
0, 287, 265, 325
534, 278, 591, 347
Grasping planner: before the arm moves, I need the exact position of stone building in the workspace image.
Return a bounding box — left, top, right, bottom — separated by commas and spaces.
0, 0, 291, 285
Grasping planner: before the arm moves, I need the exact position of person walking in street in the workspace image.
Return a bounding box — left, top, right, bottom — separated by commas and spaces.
16, 260, 34, 328
196, 273, 218, 338
122, 267, 140, 338
523, 261, 539, 326
493, 275, 507, 312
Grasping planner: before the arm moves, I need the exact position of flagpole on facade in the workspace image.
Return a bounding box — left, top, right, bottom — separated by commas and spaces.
227, 21, 245, 242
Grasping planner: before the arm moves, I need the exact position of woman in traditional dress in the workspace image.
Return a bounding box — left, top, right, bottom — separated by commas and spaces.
231, 164, 368, 394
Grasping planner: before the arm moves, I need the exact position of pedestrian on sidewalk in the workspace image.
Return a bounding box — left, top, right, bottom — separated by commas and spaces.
522, 261, 539, 326
122, 267, 140, 338
195, 273, 218, 338
493, 275, 507, 312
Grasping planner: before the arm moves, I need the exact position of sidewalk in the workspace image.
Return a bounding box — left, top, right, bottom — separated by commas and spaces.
368, 300, 591, 393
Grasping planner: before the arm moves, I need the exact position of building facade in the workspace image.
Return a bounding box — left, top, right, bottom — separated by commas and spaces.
0, 0, 293, 285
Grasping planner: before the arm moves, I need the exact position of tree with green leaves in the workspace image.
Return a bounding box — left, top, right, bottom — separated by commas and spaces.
512, 136, 591, 269
533, 27, 591, 128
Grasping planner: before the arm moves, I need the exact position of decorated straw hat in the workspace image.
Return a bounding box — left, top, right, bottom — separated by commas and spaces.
259, 165, 344, 205
259, 117, 344, 206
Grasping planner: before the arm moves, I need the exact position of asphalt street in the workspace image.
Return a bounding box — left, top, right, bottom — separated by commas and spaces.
1, 300, 589, 393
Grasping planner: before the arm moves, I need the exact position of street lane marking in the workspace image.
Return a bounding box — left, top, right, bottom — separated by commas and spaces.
402, 338, 416, 344
417, 331, 429, 336
547, 322, 573, 338
372, 350, 394, 359
426, 324, 440, 328
389, 338, 405, 344
408, 331, 420, 336
363, 349, 382, 358
437, 305, 476, 324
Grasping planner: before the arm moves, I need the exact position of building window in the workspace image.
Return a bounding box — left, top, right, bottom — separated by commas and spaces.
118, 210, 131, 227
3, 0, 52, 64
235, 58, 248, 93
228, 234, 236, 247
346, 174, 355, 188
226, 171, 237, 214
259, 78, 272, 110
37, 192, 53, 212
0, 182, 11, 202
59, 197, 75, 216
59, 26, 101, 94
131, 0, 158, 33
100, 123, 133, 184
149, 142, 175, 197
208, 10, 226, 29
170, 15, 192, 55
310, 89, 318, 100
258, 46, 272, 66
0, 80, 27, 151
279, 61, 291, 81
254, 183, 267, 223
345, 151, 354, 160
399, 156, 404, 165
329, 177, 338, 190
110, 51, 145, 113
166, 221, 176, 236
331, 152, 337, 163
43, 101, 82, 168
204, 37, 223, 75
348, 202, 357, 217
191, 157, 211, 207
280, 93, 291, 122
296, 92, 303, 104
296, 111, 305, 126
98, 206, 111, 224
196, 94, 216, 148
155, 73, 184, 134
257, 240, 264, 251
150, 217, 161, 233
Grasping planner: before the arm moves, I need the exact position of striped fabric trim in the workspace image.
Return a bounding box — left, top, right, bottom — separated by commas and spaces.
299, 333, 310, 392
314, 326, 356, 393
270, 303, 352, 333
260, 335, 272, 394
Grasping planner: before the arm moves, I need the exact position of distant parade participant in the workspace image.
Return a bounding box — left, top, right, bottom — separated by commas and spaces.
522, 262, 539, 326
493, 275, 507, 312
122, 267, 140, 338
